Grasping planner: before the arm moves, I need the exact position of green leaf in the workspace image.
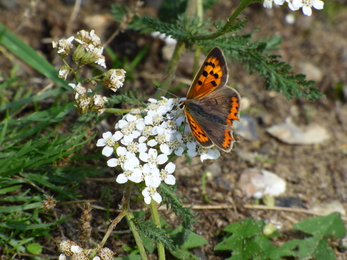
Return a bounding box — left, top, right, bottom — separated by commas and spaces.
160, 183, 197, 245
26, 243, 42, 255
280, 236, 335, 260
136, 219, 175, 252
166, 225, 208, 249
215, 219, 266, 259
0, 23, 69, 90
294, 212, 346, 238
223, 218, 264, 237
0, 213, 71, 230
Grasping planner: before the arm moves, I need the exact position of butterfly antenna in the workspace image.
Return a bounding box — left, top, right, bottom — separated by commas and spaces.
154, 86, 179, 99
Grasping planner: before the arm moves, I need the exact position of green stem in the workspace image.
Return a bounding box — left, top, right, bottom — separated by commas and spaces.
192, 0, 203, 75
155, 41, 185, 99
126, 212, 148, 260
150, 199, 165, 260
191, 0, 261, 41
155, 0, 199, 98
104, 108, 132, 114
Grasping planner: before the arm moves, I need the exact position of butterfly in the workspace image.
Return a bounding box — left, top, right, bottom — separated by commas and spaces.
181, 47, 241, 152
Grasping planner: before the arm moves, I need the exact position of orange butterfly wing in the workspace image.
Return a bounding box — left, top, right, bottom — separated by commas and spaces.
184, 109, 213, 148
186, 47, 228, 100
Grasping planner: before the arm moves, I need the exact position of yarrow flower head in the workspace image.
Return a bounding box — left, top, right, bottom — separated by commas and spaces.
289, 0, 324, 16
53, 30, 126, 115
52, 36, 74, 58
102, 69, 126, 92
74, 30, 106, 68
97, 97, 222, 204
263, 0, 324, 16
69, 82, 108, 115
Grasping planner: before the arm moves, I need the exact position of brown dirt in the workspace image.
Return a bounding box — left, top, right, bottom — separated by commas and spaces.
1, 0, 347, 259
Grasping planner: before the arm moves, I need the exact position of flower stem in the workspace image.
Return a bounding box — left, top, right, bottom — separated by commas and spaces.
150, 199, 165, 260
104, 108, 131, 114
99, 184, 132, 248
155, 41, 185, 99
192, 0, 261, 41
155, 0, 200, 98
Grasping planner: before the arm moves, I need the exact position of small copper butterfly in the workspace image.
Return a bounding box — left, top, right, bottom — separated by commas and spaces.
182, 47, 241, 152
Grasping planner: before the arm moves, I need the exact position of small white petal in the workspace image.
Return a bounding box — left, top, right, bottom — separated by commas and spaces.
142, 163, 151, 174
174, 147, 184, 156
290, 0, 303, 10
152, 193, 162, 204
116, 146, 127, 156
263, 0, 273, 8
147, 139, 158, 147
128, 168, 143, 183
123, 135, 134, 144
148, 148, 157, 157
71, 245, 82, 253
131, 130, 141, 138
302, 5, 312, 16
138, 143, 147, 152
187, 148, 198, 157
144, 196, 151, 204
113, 131, 123, 141
274, 0, 285, 5
313, 0, 324, 10
160, 144, 171, 155
144, 116, 153, 125
139, 136, 148, 143
96, 139, 106, 147
200, 148, 221, 162
123, 157, 139, 170
107, 158, 118, 167
116, 174, 128, 184
148, 98, 158, 103
140, 153, 149, 162
136, 120, 146, 130
102, 131, 113, 139
102, 146, 114, 157
117, 119, 128, 129
157, 154, 168, 165
126, 114, 137, 122
165, 175, 176, 185
187, 141, 197, 150
165, 162, 176, 173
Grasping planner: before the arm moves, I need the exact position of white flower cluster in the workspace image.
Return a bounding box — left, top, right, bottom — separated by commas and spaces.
68, 82, 108, 115
53, 30, 126, 115
97, 97, 221, 204
52, 29, 107, 79
102, 69, 126, 92
264, 0, 324, 16
52, 36, 74, 58
59, 240, 113, 260
75, 30, 106, 68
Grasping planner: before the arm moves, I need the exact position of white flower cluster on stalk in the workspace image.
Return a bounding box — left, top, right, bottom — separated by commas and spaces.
264, 0, 324, 16
59, 240, 114, 260
52, 30, 126, 115
97, 97, 221, 204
